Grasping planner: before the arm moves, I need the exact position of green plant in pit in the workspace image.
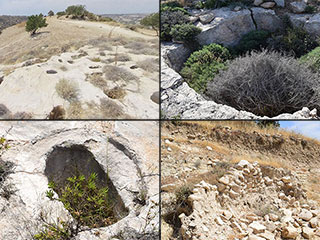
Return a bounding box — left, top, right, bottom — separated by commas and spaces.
46, 172, 116, 228
33, 220, 72, 240
181, 43, 231, 93
175, 185, 192, 207
170, 24, 202, 43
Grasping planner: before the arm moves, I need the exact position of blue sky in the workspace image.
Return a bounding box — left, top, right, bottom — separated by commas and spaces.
280, 121, 320, 140
0, 0, 159, 15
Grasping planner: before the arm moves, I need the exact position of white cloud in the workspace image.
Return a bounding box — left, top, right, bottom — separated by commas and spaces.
0, 0, 158, 15
283, 121, 320, 140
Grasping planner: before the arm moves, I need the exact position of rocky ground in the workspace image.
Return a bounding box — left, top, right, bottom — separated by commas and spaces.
161, 0, 320, 119
161, 121, 320, 239
0, 121, 159, 240
0, 16, 159, 119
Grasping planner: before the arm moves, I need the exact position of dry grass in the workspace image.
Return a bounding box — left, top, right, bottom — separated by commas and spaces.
124, 41, 158, 56
137, 58, 159, 72
229, 154, 287, 169
67, 101, 84, 118
179, 121, 320, 145
90, 57, 101, 62
99, 98, 128, 119
86, 73, 108, 89
103, 65, 138, 83
104, 86, 126, 100
60, 66, 68, 71
55, 79, 79, 102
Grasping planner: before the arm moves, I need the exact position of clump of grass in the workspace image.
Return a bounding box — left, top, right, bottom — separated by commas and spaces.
90, 57, 101, 62
99, 51, 106, 56
86, 73, 108, 89
103, 65, 138, 83
124, 41, 158, 56
104, 86, 126, 99
99, 98, 127, 118
46, 172, 116, 228
60, 66, 68, 72
67, 101, 84, 119
175, 185, 192, 207
55, 79, 79, 102
137, 58, 159, 72
114, 53, 131, 62
33, 220, 72, 240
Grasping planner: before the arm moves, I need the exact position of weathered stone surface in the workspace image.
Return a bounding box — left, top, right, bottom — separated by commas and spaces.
199, 12, 215, 24
290, 1, 307, 13
0, 121, 159, 240
161, 42, 191, 72
309, 217, 319, 228
254, 0, 264, 6
251, 7, 284, 33
150, 91, 159, 104
302, 226, 315, 239
196, 8, 255, 46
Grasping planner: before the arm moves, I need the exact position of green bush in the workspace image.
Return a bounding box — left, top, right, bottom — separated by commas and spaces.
300, 46, 320, 72
140, 13, 159, 36
161, 1, 183, 8
161, 10, 189, 41
65, 5, 87, 17
170, 24, 201, 43
25, 14, 48, 35
56, 11, 65, 17
232, 30, 270, 55
181, 43, 231, 93
46, 172, 116, 228
48, 10, 54, 17
304, 5, 317, 14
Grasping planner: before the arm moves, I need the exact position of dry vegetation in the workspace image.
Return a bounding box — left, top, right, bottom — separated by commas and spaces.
55, 78, 79, 102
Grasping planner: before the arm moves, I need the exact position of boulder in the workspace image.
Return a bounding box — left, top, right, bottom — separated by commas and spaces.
309, 217, 319, 228
254, 0, 264, 6
199, 12, 215, 24
150, 91, 160, 104
281, 226, 298, 239
290, 1, 307, 13
302, 226, 314, 239
251, 8, 284, 33
261, 2, 276, 8
274, 0, 285, 7
299, 209, 313, 221
289, 13, 320, 38
161, 42, 191, 72
249, 221, 266, 234
196, 8, 255, 46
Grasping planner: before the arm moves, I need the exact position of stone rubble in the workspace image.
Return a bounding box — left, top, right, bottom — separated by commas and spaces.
179, 160, 320, 240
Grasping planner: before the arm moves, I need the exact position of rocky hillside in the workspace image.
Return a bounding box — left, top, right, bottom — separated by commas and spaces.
161, 0, 320, 119
0, 16, 27, 32
161, 121, 320, 239
0, 14, 159, 119
102, 14, 149, 25
0, 121, 159, 240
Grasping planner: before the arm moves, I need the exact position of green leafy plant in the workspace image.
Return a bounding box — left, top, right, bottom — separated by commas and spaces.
181, 43, 231, 93
33, 221, 72, 240
140, 13, 159, 36
25, 14, 48, 35
232, 30, 270, 56
304, 5, 316, 14
300, 46, 320, 72
56, 11, 66, 17
161, 10, 189, 41
47, 172, 116, 228
170, 23, 202, 43
65, 5, 87, 17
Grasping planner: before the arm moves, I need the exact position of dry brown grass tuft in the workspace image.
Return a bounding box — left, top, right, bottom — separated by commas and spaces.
137, 58, 159, 72
55, 79, 79, 102
99, 98, 128, 118
60, 66, 68, 71
124, 41, 158, 56
103, 65, 138, 83
86, 73, 108, 89
67, 101, 84, 119
104, 86, 126, 100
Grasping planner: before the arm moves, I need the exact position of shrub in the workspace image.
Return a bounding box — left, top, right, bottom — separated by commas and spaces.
137, 58, 159, 72
232, 30, 270, 55
161, 1, 183, 8
300, 46, 320, 72
57, 11, 66, 17
170, 24, 202, 43
103, 65, 138, 83
25, 14, 48, 35
48, 10, 54, 17
99, 98, 127, 118
140, 13, 159, 36
275, 26, 318, 57
104, 86, 126, 99
206, 50, 320, 117
304, 5, 316, 14
161, 10, 189, 41
181, 43, 231, 93
46, 172, 116, 228
33, 221, 72, 240
65, 5, 87, 17
55, 79, 79, 102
